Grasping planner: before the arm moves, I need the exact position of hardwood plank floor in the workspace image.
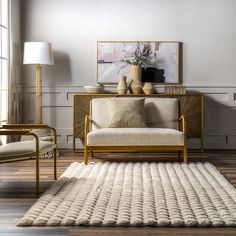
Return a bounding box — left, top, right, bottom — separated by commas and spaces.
0, 150, 236, 236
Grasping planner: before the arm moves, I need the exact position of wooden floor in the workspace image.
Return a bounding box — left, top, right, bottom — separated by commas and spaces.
1, 150, 236, 236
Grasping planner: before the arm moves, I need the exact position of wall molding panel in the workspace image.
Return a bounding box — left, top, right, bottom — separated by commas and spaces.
21, 85, 236, 149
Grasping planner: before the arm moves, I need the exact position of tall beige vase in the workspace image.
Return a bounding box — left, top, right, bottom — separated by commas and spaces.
117, 75, 128, 94
129, 65, 143, 94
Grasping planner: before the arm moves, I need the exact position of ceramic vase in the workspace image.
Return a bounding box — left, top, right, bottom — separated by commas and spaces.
130, 65, 141, 81
143, 82, 154, 94
117, 75, 128, 94
129, 65, 143, 94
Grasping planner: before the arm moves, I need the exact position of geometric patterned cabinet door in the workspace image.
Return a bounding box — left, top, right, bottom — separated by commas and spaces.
73, 93, 204, 151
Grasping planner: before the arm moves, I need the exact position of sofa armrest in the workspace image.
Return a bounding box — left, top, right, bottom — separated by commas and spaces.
179, 115, 186, 134
84, 115, 92, 149
1, 124, 57, 145
84, 115, 92, 134
0, 128, 40, 144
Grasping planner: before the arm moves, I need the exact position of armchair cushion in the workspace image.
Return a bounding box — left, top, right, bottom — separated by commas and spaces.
87, 128, 184, 146
0, 140, 56, 159
108, 98, 146, 128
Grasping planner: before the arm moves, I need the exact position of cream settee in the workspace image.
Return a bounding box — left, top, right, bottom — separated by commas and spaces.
84, 97, 187, 164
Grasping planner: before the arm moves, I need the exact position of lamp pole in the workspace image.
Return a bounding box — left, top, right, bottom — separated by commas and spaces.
35, 64, 42, 123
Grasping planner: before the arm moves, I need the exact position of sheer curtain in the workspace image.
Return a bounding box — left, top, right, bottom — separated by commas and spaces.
0, 0, 22, 144
0, 0, 9, 144
8, 0, 22, 126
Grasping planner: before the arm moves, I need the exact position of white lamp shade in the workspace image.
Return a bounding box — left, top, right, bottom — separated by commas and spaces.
23, 42, 54, 65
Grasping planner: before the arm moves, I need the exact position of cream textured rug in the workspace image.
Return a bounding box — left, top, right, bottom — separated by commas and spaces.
18, 162, 236, 227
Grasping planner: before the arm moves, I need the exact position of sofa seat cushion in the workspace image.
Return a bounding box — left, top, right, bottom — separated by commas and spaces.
87, 128, 184, 146
0, 140, 56, 159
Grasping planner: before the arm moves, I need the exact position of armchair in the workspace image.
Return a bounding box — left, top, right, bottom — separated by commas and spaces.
0, 124, 57, 194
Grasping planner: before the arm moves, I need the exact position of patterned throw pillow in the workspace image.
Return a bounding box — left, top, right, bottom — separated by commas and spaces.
108, 98, 147, 128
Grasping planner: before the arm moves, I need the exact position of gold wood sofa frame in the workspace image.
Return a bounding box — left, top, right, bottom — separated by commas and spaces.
84, 102, 187, 164
0, 124, 57, 194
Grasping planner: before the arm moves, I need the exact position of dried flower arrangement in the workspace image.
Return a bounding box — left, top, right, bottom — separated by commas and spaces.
122, 42, 153, 68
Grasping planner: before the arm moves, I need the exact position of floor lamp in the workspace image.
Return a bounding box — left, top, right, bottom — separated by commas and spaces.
23, 42, 54, 123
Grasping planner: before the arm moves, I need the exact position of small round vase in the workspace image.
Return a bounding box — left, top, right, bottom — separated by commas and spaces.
117, 75, 128, 94
143, 82, 154, 94
129, 80, 143, 94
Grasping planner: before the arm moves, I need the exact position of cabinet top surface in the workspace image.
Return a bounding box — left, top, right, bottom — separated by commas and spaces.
73, 93, 203, 97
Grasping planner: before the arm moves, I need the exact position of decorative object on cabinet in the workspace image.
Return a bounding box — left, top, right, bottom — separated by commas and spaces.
23, 42, 54, 123
97, 41, 181, 84
143, 82, 155, 94
117, 75, 128, 94
130, 64, 142, 81
165, 85, 186, 94
84, 84, 104, 94
73, 94, 204, 152
129, 78, 143, 95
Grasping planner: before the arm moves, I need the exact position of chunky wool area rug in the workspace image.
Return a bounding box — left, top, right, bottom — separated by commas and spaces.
17, 162, 236, 227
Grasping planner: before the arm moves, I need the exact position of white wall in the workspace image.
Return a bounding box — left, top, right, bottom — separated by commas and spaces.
20, 0, 236, 149
21, 0, 236, 86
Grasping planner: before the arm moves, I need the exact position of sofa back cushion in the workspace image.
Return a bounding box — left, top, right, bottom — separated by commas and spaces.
145, 98, 179, 129
91, 98, 111, 130
91, 97, 179, 130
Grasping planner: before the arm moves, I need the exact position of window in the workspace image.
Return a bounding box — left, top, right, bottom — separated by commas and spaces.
0, 0, 9, 144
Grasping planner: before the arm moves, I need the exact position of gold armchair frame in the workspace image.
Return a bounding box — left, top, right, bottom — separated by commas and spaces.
0, 124, 57, 194
84, 112, 187, 165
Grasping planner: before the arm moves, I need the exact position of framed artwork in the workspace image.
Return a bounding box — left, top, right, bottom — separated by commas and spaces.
97, 41, 181, 84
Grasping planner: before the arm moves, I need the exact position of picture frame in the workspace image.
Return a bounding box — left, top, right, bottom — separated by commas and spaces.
97, 41, 182, 84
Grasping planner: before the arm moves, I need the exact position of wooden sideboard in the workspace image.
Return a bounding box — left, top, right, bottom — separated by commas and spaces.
73, 93, 204, 152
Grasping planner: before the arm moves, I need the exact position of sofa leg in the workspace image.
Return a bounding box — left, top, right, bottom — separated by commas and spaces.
178, 151, 181, 162
84, 145, 88, 165
183, 145, 187, 163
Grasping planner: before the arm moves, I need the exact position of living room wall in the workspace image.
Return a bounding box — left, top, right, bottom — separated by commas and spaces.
21, 0, 236, 86
20, 0, 236, 149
